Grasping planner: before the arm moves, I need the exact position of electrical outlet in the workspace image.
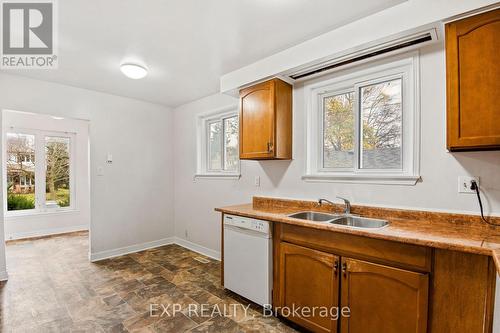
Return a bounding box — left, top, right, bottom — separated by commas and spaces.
184, 230, 188, 239
458, 176, 479, 193
254, 176, 260, 187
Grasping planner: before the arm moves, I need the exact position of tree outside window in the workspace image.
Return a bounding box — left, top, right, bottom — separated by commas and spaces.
5, 132, 72, 211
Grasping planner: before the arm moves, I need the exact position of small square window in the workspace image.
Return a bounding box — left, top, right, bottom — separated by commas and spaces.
196, 107, 240, 179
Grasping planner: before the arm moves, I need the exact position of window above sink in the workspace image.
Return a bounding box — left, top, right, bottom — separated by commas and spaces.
303, 53, 421, 186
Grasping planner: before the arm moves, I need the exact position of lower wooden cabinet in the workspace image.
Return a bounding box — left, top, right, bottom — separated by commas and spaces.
278, 242, 339, 333
340, 258, 428, 333
277, 242, 429, 333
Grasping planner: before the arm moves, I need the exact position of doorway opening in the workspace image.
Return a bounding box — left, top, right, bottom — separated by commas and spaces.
2, 110, 90, 241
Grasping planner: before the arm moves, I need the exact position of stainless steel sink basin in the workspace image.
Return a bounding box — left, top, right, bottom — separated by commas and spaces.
288, 211, 389, 229
329, 216, 389, 228
288, 211, 339, 222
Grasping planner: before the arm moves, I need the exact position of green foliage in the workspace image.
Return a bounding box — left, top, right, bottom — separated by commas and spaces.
57, 196, 70, 207
324, 93, 354, 151
56, 189, 70, 207
7, 193, 35, 210
7, 189, 69, 210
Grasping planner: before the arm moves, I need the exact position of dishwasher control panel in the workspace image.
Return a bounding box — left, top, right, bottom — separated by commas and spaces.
224, 214, 270, 234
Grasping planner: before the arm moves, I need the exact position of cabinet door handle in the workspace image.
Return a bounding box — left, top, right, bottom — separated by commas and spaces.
267, 142, 274, 153
342, 262, 348, 276
334, 260, 339, 275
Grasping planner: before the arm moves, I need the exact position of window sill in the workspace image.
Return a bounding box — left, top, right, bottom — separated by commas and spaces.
302, 174, 421, 185
194, 174, 241, 180
5, 209, 80, 219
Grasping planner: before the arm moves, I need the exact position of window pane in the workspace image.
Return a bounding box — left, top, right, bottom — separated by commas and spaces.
45, 137, 70, 208
361, 79, 402, 169
208, 121, 222, 170
6, 133, 36, 211
323, 92, 355, 168
224, 116, 239, 171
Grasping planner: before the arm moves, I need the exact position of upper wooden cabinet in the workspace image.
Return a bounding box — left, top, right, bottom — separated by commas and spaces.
239, 78, 292, 159
446, 9, 500, 151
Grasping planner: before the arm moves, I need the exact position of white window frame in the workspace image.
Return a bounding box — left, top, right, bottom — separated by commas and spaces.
303, 52, 421, 185
195, 105, 241, 179
3, 127, 76, 216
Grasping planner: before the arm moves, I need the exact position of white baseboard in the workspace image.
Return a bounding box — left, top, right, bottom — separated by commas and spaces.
89, 237, 220, 262
90, 237, 175, 262
0, 236, 220, 281
174, 237, 221, 261
5, 225, 88, 241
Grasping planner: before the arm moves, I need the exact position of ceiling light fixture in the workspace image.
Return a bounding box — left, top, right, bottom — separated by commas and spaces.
120, 63, 148, 79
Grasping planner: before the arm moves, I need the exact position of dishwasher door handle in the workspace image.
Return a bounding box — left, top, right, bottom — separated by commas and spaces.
224, 224, 271, 238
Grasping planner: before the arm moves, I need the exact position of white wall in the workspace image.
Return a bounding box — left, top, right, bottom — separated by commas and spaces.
173, 42, 500, 254
0, 73, 174, 263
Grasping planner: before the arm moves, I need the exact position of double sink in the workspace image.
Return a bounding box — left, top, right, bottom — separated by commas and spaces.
288, 211, 389, 229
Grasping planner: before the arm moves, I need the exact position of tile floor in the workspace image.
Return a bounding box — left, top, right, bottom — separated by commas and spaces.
0, 232, 298, 332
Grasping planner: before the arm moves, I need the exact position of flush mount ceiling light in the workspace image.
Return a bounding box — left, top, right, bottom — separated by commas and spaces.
120, 63, 148, 79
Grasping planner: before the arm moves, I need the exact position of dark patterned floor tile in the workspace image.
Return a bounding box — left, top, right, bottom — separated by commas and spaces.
151, 312, 198, 332
1, 232, 295, 332
103, 294, 126, 307
188, 315, 239, 333
123, 311, 163, 332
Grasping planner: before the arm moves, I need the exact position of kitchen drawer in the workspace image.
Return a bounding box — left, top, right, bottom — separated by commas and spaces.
280, 224, 431, 272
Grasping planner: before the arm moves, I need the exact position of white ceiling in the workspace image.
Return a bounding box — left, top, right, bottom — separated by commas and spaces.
2, 0, 404, 107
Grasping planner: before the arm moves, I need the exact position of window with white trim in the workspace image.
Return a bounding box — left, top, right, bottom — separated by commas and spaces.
196, 107, 240, 179
4, 130, 75, 213
304, 53, 420, 185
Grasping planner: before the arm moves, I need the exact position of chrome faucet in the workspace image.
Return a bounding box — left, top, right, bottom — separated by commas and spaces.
336, 196, 351, 215
318, 198, 335, 207
318, 197, 351, 215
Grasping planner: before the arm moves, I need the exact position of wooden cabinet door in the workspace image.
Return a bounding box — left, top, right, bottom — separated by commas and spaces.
446, 9, 500, 151
279, 242, 339, 333
340, 258, 428, 333
239, 80, 275, 159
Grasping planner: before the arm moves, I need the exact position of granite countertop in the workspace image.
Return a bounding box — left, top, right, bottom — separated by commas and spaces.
215, 197, 500, 272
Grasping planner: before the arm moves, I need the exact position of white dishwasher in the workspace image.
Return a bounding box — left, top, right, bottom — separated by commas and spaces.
223, 214, 272, 306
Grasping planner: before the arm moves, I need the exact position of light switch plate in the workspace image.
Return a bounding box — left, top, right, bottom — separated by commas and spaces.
458, 176, 479, 193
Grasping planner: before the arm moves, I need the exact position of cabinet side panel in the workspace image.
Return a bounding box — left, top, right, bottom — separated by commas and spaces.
430, 249, 493, 332
275, 79, 292, 159
445, 21, 459, 150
